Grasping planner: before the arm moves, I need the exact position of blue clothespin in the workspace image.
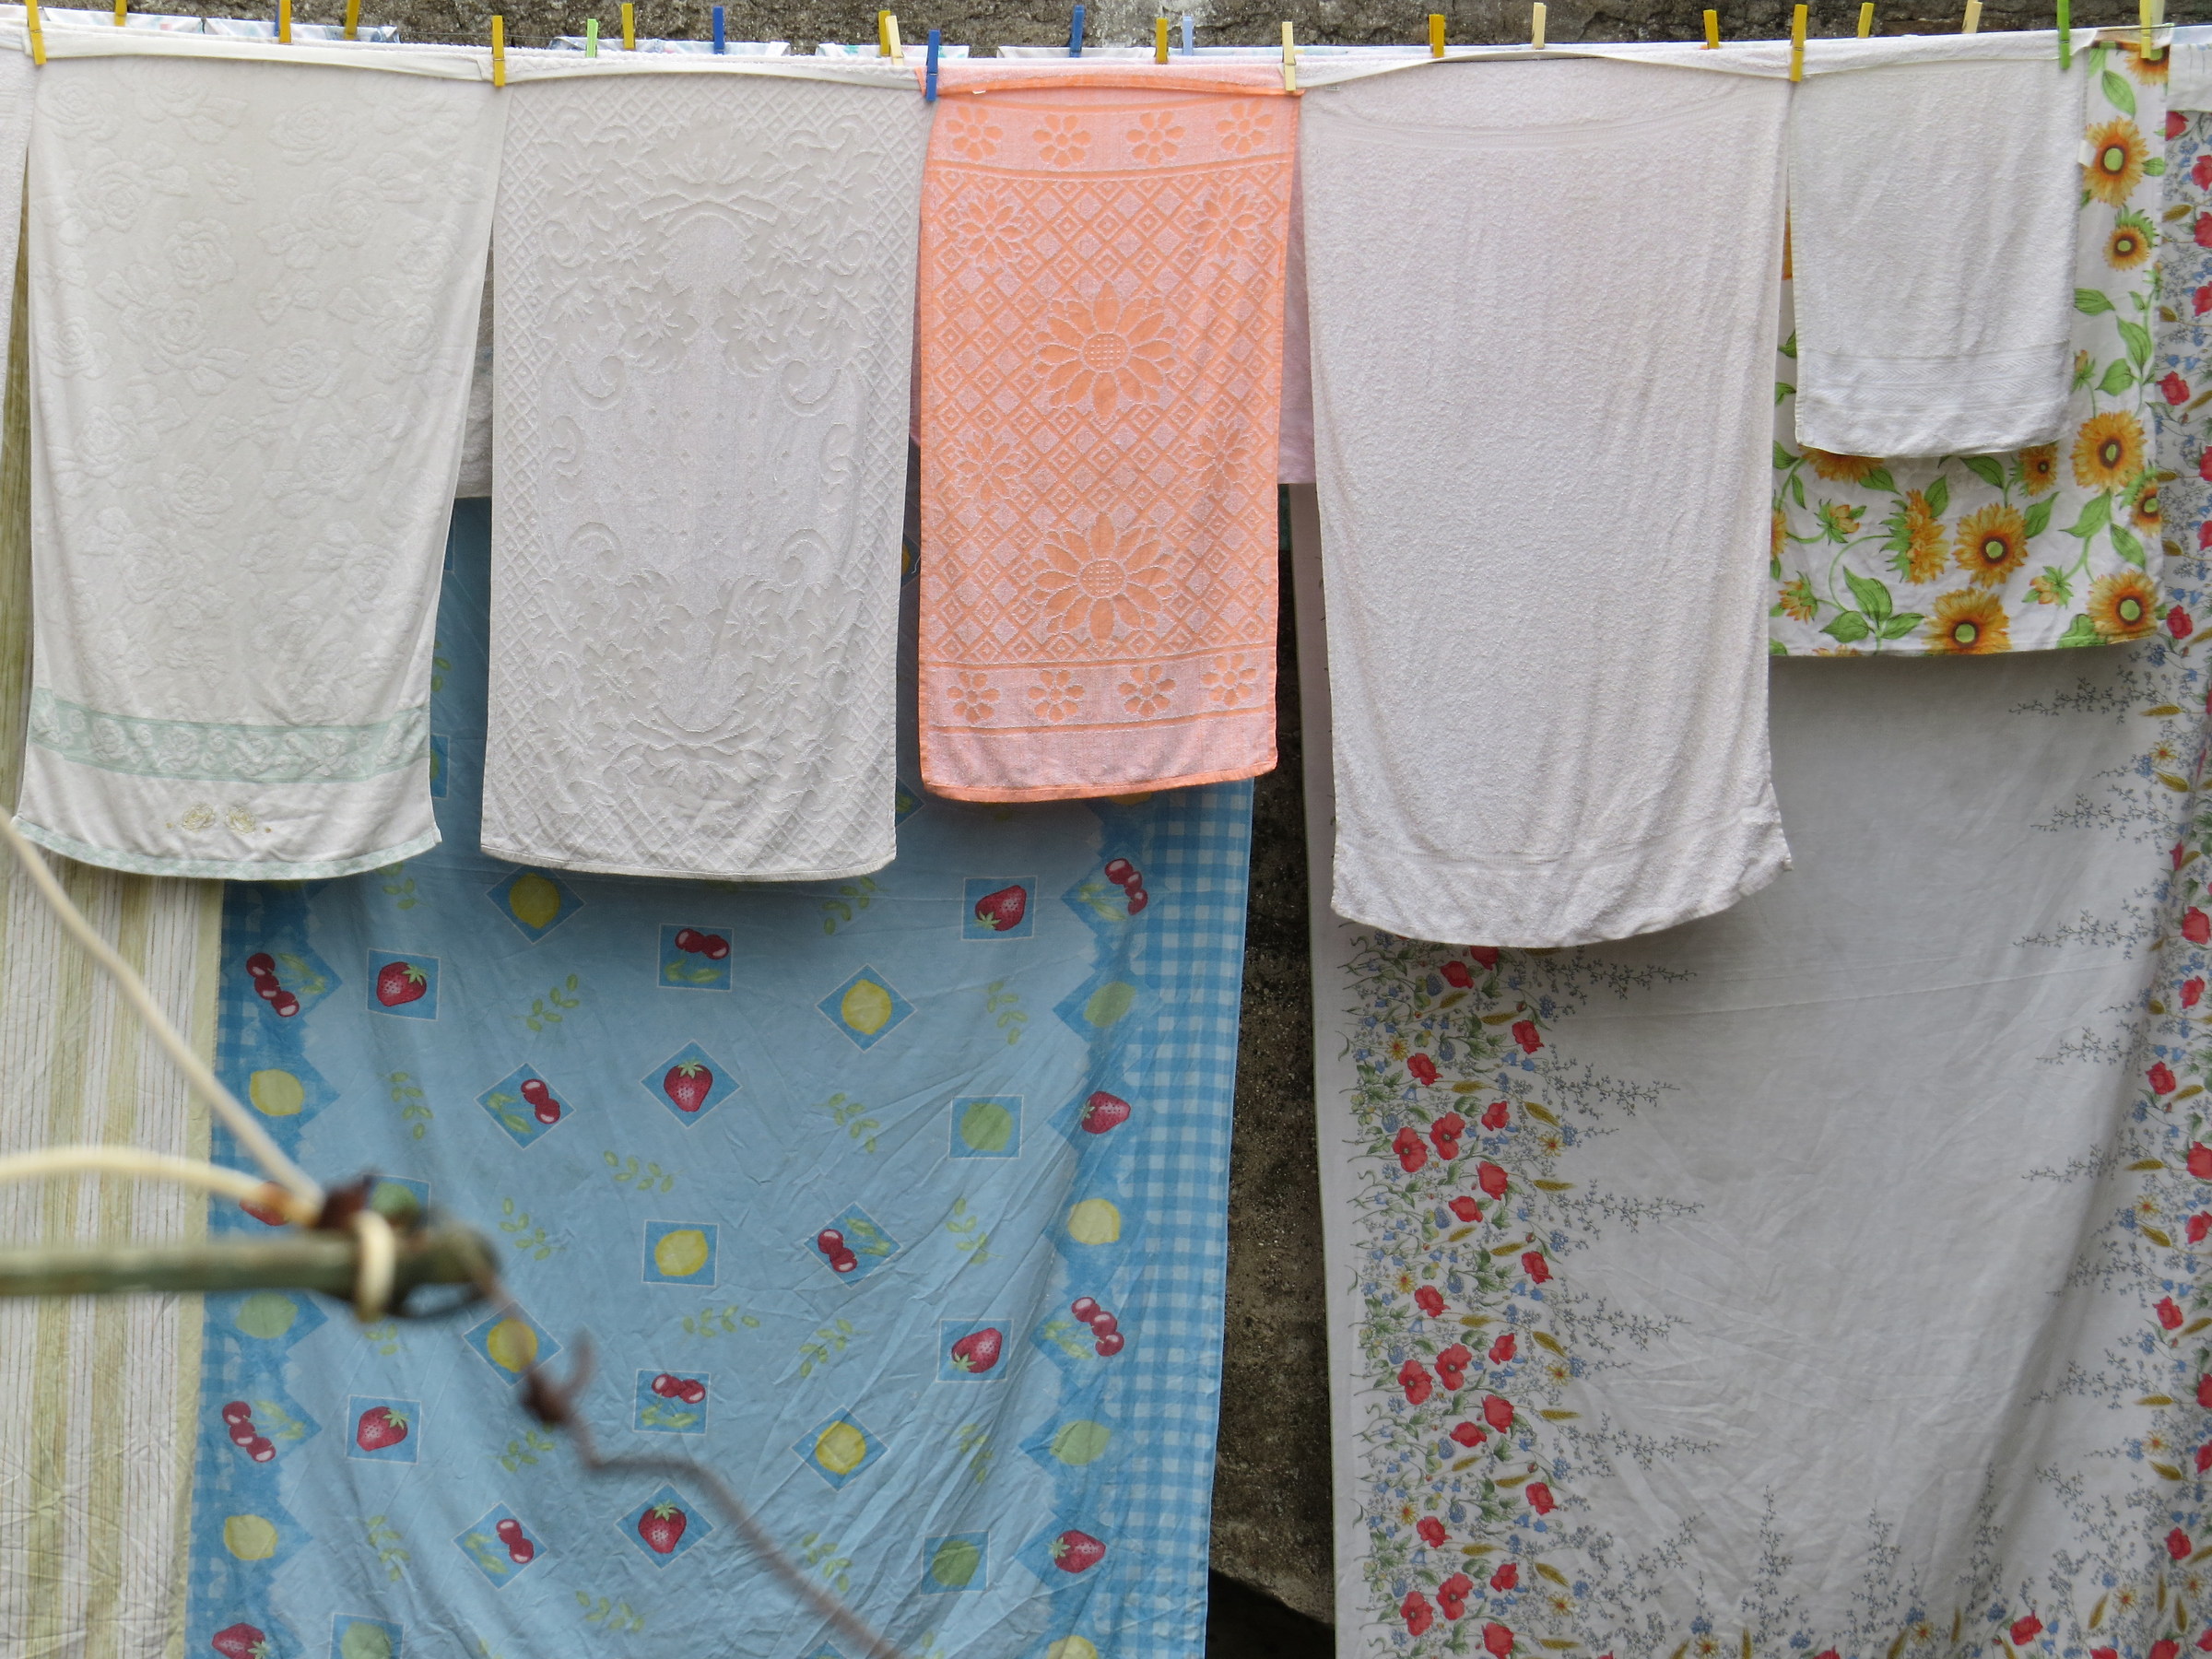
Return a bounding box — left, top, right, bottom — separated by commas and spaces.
925, 26, 940, 98
1179, 12, 1193, 51
1068, 2, 1084, 54
712, 3, 724, 49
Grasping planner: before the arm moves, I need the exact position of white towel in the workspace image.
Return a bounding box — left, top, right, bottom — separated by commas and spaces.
14, 52, 500, 879
482, 74, 927, 880
1789, 53, 2087, 457
1303, 57, 1791, 947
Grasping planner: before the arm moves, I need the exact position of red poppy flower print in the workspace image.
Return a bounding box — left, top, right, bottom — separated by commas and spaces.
1523, 1251, 1552, 1284
2196, 154, 2212, 191
2202, 520, 2212, 550
2199, 1374, 2212, 1407
2186, 977, 2206, 1008
2151, 1062, 2180, 1095
1489, 1562, 1518, 1592
1415, 1286, 1446, 1317
1441, 960, 1473, 989
1403, 1592, 1434, 1636
1430, 1112, 1465, 1159
2171, 111, 2190, 138
1450, 1419, 1485, 1447
1400, 1359, 1433, 1404
2185, 908, 2210, 945
2171, 606, 2196, 641
1468, 947, 1500, 971
1437, 1572, 1473, 1620
1434, 1344, 1472, 1390
1481, 1100, 1511, 1131
1525, 1481, 1556, 1514
2195, 1635, 2212, 1653
1483, 1623, 1514, 1659
2192, 1214, 2211, 1244
2197, 285, 2212, 317
2159, 1297, 2185, 1331
1450, 1195, 1483, 1222
1394, 1127, 1429, 1172
1477, 1161, 1510, 1199
2171, 1528, 2194, 1560
1482, 1394, 1514, 1431
2011, 1617, 2042, 1647
1489, 1332, 1516, 1365
1417, 1516, 1447, 1547
2197, 213, 2212, 251
2092, 1647, 2119, 1659
2164, 372, 2192, 406
2154, 1641, 2181, 1659
2191, 1144, 2212, 1180
2197, 1441, 2212, 1474
1409, 1053, 1439, 1087
1511, 1019, 1542, 1054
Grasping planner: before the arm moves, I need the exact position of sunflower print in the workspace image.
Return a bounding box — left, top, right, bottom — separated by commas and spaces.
1954, 503, 2029, 588
1926, 589, 2011, 654
1806, 448, 1881, 485
2106, 212, 2155, 271
2084, 119, 2147, 207
2020, 444, 2059, 496
2073, 410, 2147, 494
1901, 490, 1948, 583
2087, 571, 2158, 641
2132, 478, 2160, 535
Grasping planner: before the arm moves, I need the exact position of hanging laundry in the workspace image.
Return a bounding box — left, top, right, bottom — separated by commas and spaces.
1771, 43, 2164, 654
1302, 59, 1791, 947
916, 64, 1293, 802
182, 500, 1255, 1659
482, 74, 926, 880
1789, 50, 2087, 458
1277, 157, 1315, 487
13, 49, 501, 879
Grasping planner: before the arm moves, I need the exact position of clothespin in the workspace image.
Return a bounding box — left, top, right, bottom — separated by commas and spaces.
585, 17, 599, 53
112, 0, 124, 27
885, 11, 903, 60
25, 0, 43, 64
1280, 19, 1295, 88
1701, 8, 1717, 46
1429, 12, 1445, 54
2056, 0, 2068, 65
276, 0, 290, 42
1179, 12, 1192, 51
1856, 2, 1872, 34
344, 0, 359, 37
711, 2, 724, 51
1530, 2, 1545, 47
1155, 14, 1168, 60
925, 26, 940, 96
2141, 0, 2159, 61
1960, 0, 1979, 31
490, 12, 505, 84
876, 8, 889, 53
1068, 3, 1084, 55
1787, 2, 1805, 79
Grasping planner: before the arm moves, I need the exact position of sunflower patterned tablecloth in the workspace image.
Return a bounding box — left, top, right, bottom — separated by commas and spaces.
1771, 39, 2171, 655
180, 501, 1253, 1659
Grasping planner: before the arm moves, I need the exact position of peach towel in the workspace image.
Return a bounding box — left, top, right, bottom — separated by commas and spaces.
917, 65, 1293, 801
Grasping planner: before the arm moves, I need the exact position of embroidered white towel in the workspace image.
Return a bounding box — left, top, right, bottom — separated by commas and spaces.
1789, 53, 2087, 457
482, 75, 926, 881
1304, 57, 1791, 947
15, 52, 500, 879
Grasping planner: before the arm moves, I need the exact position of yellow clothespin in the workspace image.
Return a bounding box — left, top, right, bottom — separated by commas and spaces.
112, 0, 124, 26
1155, 14, 1168, 60
1701, 8, 1718, 46
1788, 2, 1805, 78
1280, 19, 1296, 88
620, 1, 635, 47
1429, 12, 1445, 53
885, 11, 903, 61
344, 0, 358, 36
490, 12, 505, 84
277, 0, 290, 42
877, 7, 889, 53
25, 0, 43, 64
1960, 0, 1980, 31
1856, 2, 1872, 33
1530, 2, 1545, 47
2141, 0, 2158, 61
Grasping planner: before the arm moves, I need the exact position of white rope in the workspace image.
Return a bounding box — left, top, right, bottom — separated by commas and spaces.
348, 1207, 397, 1321
0, 1145, 312, 1219
0, 814, 324, 1213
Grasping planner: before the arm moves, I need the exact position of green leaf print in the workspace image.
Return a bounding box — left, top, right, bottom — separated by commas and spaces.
1778, 330, 1797, 359
1877, 612, 1924, 641
2077, 288, 2116, 315
2143, 155, 2166, 176
2118, 319, 2152, 371
1857, 466, 1897, 495
1922, 476, 1949, 519
1772, 441, 1797, 471
2099, 359, 2136, 396
2024, 498, 2055, 539
2056, 613, 2105, 648
2101, 67, 2135, 118
1960, 454, 2006, 489
1842, 571, 1895, 623
2065, 493, 2112, 540
2112, 523, 2147, 570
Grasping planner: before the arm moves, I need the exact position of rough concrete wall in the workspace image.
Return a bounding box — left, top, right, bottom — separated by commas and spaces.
124, 0, 2212, 1630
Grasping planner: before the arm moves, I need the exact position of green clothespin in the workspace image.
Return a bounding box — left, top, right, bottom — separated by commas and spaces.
2058, 0, 2071, 67
586, 16, 599, 53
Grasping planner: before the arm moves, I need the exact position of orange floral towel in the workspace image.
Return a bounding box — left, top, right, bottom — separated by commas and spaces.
917, 65, 1294, 802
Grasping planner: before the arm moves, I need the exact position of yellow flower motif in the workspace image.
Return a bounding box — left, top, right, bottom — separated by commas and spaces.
1926, 589, 2011, 654
1117, 664, 1176, 717
1028, 668, 1086, 724
1201, 654, 1263, 707
948, 669, 999, 724
1806, 448, 1880, 484
1038, 288, 1174, 417
1902, 489, 1948, 584
1031, 514, 1176, 645
1034, 112, 1090, 168
1829, 502, 1863, 535
2083, 119, 2147, 206
1216, 102, 1274, 155
2107, 215, 2154, 270
2116, 39, 2170, 82
2030, 571, 2068, 606
2133, 478, 2161, 532
1778, 577, 1818, 622
1770, 508, 1787, 563
1387, 1037, 1408, 1060
2072, 409, 2146, 492
1953, 502, 2029, 588
2020, 443, 2058, 495
1126, 110, 1182, 165
947, 108, 1004, 161
2087, 570, 2157, 640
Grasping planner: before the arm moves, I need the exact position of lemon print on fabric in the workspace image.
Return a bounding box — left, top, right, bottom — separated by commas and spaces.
642, 1221, 719, 1285
465, 1306, 562, 1381
1066, 1198, 1123, 1245
223, 1514, 279, 1560
818, 968, 912, 1050
958, 1098, 1017, 1156
794, 1409, 883, 1488
337, 1621, 395, 1659
924, 1532, 987, 1593
247, 1069, 304, 1117
234, 1292, 300, 1340
1082, 982, 1136, 1027
1051, 1420, 1112, 1466
1049, 1638, 1100, 1659
487, 867, 580, 942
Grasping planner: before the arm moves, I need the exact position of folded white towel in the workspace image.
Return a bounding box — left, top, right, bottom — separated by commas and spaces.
481, 73, 927, 880
1304, 56, 1792, 947
15, 52, 501, 878
1789, 53, 2087, 457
